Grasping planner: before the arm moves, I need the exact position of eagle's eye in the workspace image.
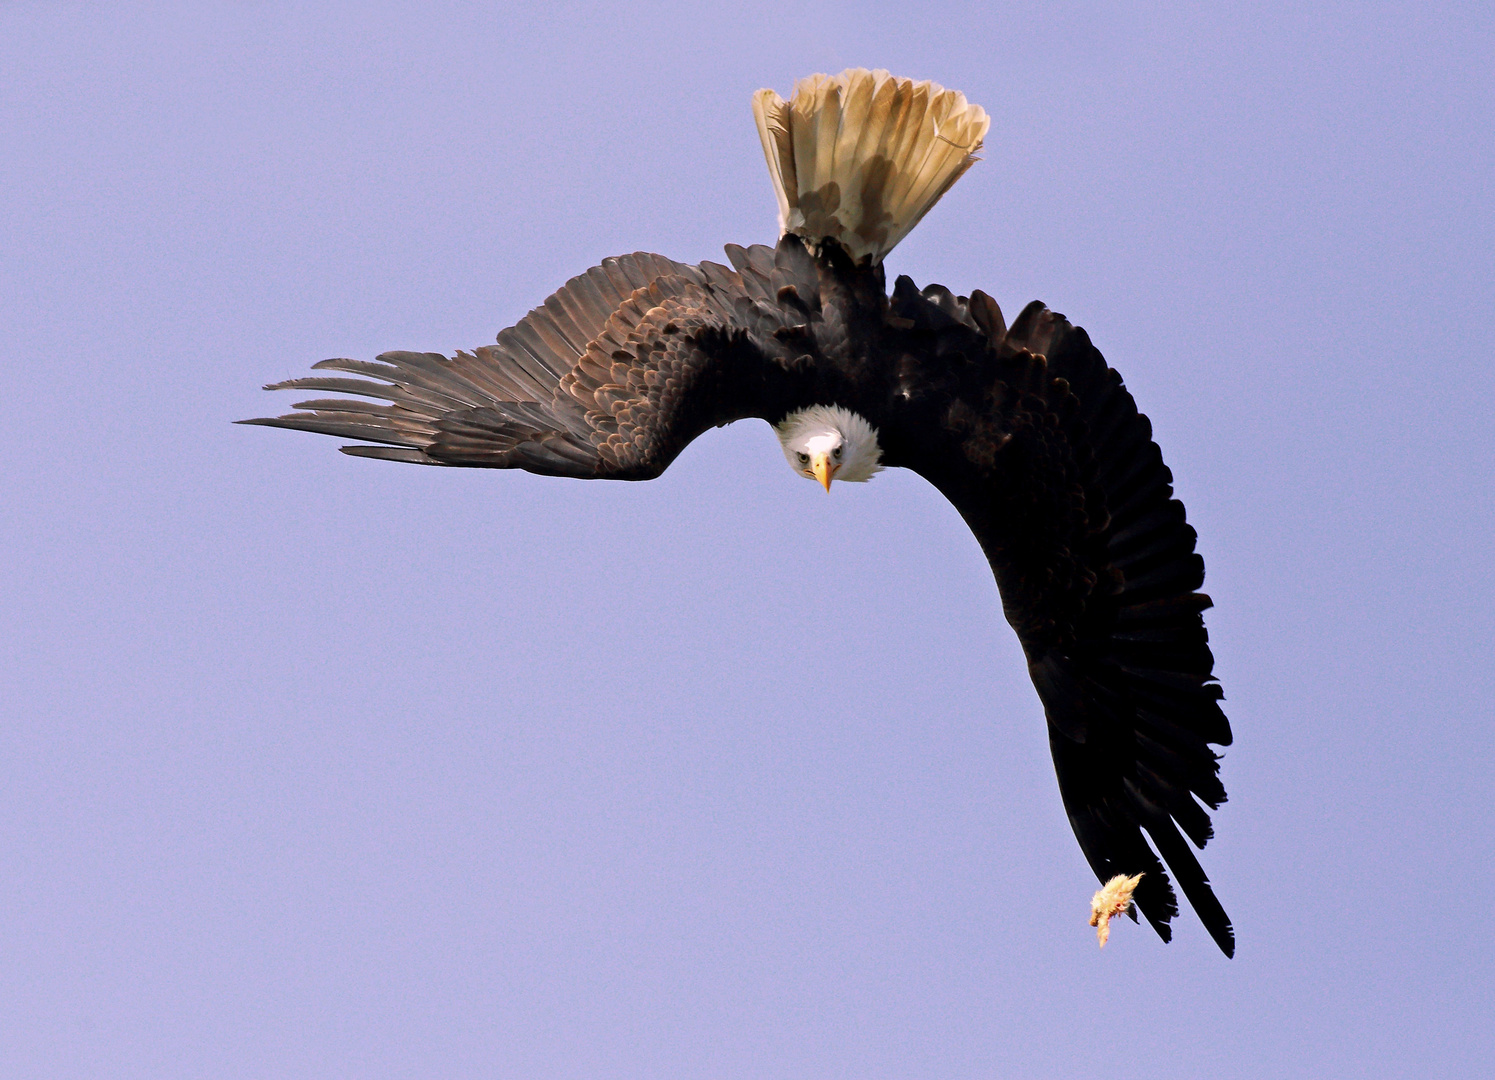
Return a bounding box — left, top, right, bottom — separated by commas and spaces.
832, 446, 843, 459
797, 452, 809, 464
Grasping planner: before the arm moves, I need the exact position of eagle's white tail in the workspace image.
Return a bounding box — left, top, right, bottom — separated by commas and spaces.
752, 69, 990, 264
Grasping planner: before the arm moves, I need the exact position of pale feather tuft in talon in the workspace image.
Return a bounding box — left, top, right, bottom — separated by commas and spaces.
1090, 873, 1144, 948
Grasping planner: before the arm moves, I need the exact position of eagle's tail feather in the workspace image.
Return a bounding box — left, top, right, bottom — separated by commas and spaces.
752, 69, 990, 264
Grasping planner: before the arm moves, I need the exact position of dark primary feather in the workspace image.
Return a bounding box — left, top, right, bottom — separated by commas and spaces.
886, 290, 1235, 956
243, 235, 1234, 955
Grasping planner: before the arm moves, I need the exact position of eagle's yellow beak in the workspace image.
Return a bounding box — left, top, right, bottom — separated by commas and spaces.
812, 453, 837, 492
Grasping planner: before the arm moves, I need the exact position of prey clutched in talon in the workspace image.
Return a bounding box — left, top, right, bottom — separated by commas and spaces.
1090, 873, 1144, 948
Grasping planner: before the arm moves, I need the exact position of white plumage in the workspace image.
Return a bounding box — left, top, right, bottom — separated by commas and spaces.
774, 405, 883, 489
752, 68, 991, 264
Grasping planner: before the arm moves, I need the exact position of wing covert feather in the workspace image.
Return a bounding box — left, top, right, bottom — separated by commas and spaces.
243, 245, 814, 478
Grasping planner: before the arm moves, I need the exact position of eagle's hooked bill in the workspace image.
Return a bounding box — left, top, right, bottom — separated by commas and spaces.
244, 68, 1236, 957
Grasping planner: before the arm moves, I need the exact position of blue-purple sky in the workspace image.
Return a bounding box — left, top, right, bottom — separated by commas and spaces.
3, 2, 1491, 1076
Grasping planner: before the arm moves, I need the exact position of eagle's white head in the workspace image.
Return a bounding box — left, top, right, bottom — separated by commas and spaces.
774, 405, 883, 491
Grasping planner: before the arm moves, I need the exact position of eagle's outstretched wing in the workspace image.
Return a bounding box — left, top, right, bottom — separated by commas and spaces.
896, 285, 1235, 955
241, 242, 825, 479
246, 236, 1234, 954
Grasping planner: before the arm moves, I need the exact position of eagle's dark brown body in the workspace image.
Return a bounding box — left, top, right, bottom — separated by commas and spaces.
247, 234, 1235, 955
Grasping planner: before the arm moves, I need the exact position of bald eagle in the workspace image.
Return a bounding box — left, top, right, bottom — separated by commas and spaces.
244, 70, 1235, 956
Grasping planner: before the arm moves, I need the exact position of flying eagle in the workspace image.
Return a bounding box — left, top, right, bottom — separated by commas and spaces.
245, 69, 1235, 956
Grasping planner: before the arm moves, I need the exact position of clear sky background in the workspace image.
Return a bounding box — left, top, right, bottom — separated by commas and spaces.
2, 2, 1491, 1077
